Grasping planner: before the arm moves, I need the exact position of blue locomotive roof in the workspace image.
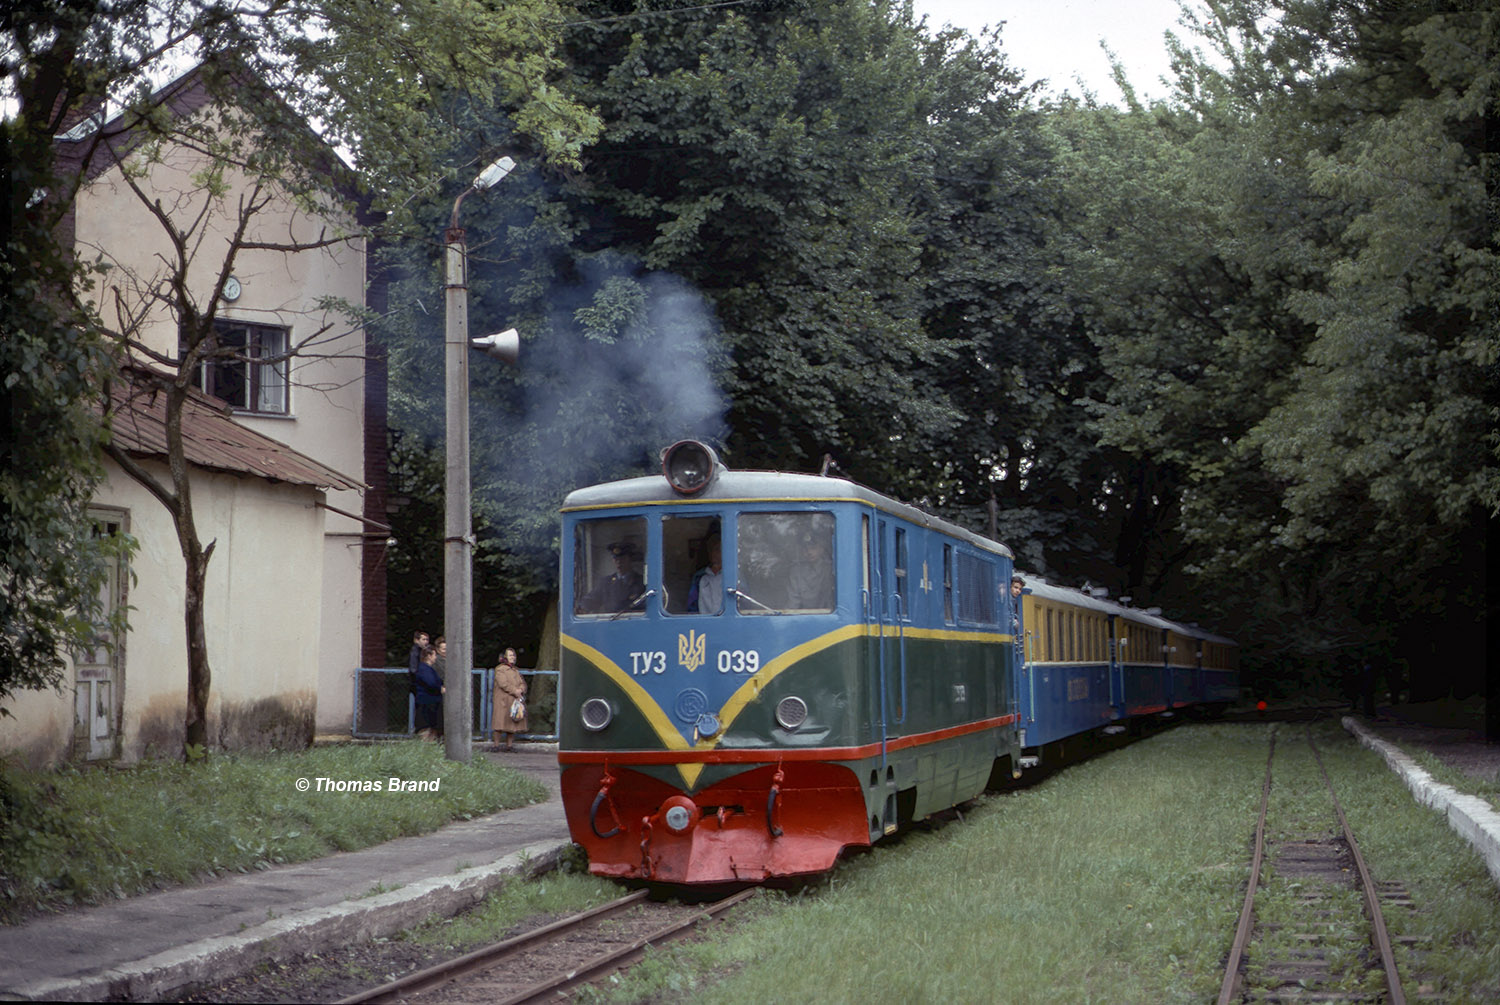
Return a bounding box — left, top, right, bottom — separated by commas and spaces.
562, 469, 1012, 559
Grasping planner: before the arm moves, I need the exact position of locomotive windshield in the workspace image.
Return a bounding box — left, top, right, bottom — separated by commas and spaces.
569, 510, 837, 618
736, 512, 835, 614
663, 515, 722, 616
573, 517, 648, 616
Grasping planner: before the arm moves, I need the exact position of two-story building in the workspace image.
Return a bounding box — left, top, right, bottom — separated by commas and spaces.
0, 65, 390, 765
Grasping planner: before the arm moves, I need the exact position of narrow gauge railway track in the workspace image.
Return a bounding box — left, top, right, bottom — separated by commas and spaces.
338, 888, 755, 1005
1219, 726, 1410, 1004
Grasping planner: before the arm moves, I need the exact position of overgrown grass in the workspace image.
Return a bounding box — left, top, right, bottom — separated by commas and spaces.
580, 722, 1500, 1004
1311, 721, 1500, 1001
0, 742, 547, 923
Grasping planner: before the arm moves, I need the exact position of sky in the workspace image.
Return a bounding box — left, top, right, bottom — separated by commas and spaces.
910, 0, 1201, 102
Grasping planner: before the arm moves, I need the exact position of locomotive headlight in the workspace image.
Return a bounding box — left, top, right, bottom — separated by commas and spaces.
662, 440, 720, 495
775, 695, 808, 731
581, 697, 613, 732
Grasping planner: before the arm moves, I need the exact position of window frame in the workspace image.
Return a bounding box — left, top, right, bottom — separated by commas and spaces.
188, 319, 291, 415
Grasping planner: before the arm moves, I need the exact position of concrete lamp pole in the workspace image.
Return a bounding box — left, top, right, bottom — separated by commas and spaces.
442, 155, 518, 763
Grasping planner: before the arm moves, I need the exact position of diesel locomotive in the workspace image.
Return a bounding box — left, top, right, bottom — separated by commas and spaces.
556, 441, 1238, 885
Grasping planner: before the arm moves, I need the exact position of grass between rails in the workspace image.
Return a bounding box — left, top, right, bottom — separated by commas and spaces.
0, 742, 547, 923
582, 721, 1500, 1004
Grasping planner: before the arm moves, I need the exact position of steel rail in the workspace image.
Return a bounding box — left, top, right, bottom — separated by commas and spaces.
497, 888, 757, 1005
1218, 725, 1408, 1005
336, 889, 651, 1004
1217, 728, 1276, 1005
1307, 727, 1407, 1005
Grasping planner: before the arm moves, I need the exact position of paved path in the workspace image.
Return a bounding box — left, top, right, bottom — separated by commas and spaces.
0, 747, 570, 1002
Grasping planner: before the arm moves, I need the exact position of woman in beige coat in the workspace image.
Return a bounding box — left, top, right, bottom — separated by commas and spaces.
491, 648, 527, 751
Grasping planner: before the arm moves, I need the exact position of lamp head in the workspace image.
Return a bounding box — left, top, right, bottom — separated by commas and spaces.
471, 329, 520, 364
472, 156, 517, 192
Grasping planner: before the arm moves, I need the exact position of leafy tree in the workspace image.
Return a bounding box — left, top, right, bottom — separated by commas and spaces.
0, 91, 120, 706
1052, 1, 1494, 702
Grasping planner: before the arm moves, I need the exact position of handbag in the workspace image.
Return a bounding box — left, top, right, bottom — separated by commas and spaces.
509, 697, 525, 720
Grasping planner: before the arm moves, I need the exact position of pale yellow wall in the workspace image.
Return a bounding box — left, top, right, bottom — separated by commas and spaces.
317, 537, 363, 732
0, 459, 326, 766
70, 106, 369, 738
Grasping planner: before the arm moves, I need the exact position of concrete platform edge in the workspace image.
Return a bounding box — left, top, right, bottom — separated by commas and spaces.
1343, 716, 1500, 888
5, 837, 573, 1003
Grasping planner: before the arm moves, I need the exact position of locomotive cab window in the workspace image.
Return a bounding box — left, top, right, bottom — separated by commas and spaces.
573, 517, 648, 617
736, 511, 835, 614
663, 515, 723, 616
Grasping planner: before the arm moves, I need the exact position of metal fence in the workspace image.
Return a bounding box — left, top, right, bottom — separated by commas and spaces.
352, 666, 559, 741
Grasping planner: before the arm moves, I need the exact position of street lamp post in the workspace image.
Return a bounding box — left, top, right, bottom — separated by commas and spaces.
442, 155, 516, 763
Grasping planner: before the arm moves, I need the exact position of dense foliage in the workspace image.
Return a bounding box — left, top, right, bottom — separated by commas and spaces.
1053, 1, 1494, 694
1, 47, 120, 705
380, 0, 1492, 707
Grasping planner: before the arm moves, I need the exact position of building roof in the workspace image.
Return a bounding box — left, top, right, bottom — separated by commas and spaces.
106, 368, 363, 491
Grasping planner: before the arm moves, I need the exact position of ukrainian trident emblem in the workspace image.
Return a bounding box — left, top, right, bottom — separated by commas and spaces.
678, 630, 707, 672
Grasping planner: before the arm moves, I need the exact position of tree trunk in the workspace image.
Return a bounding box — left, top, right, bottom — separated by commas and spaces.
181, 537, 215, 751
164, 383, 216, 755
536, 596, 559, 671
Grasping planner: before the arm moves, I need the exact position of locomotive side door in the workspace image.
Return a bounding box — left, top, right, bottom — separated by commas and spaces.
865, 513, 902, 837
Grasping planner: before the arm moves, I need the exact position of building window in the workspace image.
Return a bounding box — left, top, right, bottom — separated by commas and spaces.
188, 321, 289, 414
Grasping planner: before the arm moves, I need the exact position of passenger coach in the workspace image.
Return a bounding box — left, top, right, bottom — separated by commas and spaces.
1016, 578, 1240, 763
557, 442, 1024, 884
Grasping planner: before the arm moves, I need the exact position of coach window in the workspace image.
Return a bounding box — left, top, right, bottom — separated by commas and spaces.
573, 517, 648, 617
737, 512, 836, 614
662, 515, 723, 616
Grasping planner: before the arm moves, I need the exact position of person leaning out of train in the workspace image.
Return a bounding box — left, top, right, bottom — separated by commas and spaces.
687, 533, 724, 615
1010, 575, 1026, 639
412, 646, 445, 741
579, 540, 646, 614
491, 647, 527, 751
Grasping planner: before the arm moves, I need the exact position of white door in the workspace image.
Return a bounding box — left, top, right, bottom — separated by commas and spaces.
75, 514, 126, 760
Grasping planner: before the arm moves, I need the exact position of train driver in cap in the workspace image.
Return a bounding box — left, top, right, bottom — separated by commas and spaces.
579, 540, 647, 614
